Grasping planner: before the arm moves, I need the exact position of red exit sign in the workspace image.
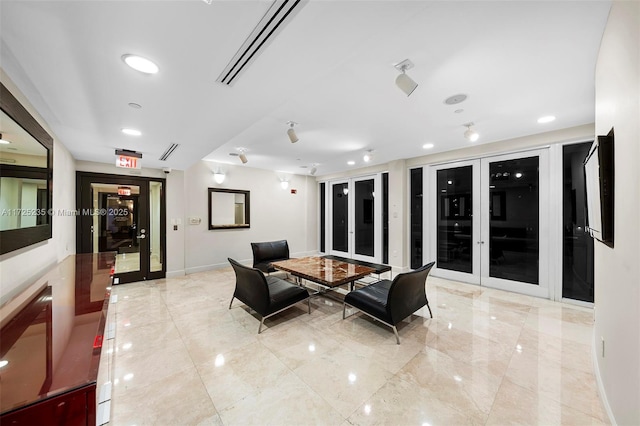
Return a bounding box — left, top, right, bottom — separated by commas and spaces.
116, 155, 141, 169
118, 187, 131, 196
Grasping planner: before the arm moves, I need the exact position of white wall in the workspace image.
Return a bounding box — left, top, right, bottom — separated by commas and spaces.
182, 161, 317, 273
0, 70, 76, 307
593, 2, 640, 424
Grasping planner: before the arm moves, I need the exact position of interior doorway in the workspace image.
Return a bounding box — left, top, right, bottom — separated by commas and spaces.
76, 172, 166, 284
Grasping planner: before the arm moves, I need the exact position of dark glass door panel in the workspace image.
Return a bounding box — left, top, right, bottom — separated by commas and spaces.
436, 166, 473, 273
320, 182, 326, 252
488, 157, 539, 284
332, 183, 349, 253
354, 179, 375, 257
562, 143, 594, 302
410, 168, 423, 269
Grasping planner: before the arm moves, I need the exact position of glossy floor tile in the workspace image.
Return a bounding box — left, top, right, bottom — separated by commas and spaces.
106, 268, 609, 425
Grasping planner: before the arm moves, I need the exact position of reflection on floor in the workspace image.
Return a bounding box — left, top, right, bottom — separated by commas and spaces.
107, 269, 608, 425
114, 253, 162, 274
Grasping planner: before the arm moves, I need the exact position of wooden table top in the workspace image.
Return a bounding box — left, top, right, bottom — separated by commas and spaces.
272, 256, 375, 288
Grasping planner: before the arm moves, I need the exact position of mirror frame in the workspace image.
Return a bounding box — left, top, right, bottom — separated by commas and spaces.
0, 82, 54, 255
208, 188, 250, 230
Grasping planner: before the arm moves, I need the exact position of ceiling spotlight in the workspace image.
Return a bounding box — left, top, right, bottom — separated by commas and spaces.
122, 54, 159, 74
236, 148, 248, 164
309, 164, 318, 175
537, 115, 556, 124
287, 121, 299, 143
463, 123, 479, 142
394, 59, 418, 97
0, 133, 11, 144
121, 128, 142, 136
363, 150, 374, 163
213, 171, 225, 184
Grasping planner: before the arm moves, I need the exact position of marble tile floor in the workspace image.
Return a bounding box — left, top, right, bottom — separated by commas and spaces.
106, 267, 608, 425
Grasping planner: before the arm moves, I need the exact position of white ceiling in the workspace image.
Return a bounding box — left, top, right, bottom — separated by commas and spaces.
0, 1, 610, 176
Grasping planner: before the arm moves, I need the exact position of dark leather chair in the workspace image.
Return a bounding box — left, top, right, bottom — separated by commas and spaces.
228, 258, 309, 333
251, 240, 290, 273
343, 262, 435, 344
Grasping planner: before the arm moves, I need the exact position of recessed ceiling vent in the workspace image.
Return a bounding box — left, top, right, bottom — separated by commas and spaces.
216, 0, 308, 86
159, 143, 180, 161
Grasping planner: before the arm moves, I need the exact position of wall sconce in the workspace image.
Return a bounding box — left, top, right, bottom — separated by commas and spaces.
363, 150, 374, 163
213, 171, 226, 184
280, 180, 289, 190
342, 186, 349, 195
463, 123, 479, 142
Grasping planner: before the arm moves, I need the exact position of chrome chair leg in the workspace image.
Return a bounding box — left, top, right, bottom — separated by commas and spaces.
392, 326, 400, 345
258, 317, 265, 334
342, 302, 346, 319
228, 297, 234, 309
308, 297, 311, 314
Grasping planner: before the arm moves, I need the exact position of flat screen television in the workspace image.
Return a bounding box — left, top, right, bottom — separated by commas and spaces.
584, 128, 614, 247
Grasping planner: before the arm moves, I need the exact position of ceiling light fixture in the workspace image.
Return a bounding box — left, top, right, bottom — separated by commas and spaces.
121, 128, 142, 136
122, 54, 159, 74
423, 143, 434, 149
235, 148, 248, 164
213, 171, 226, 184
463, 123, 479, 142
0, 133, 11, 144
363, 150, 374, 163
394, 59, 418, 97
287, 121, 299, 143
347, 161, 355, 166
537, 115, 556, 124
309, 164, 318, 176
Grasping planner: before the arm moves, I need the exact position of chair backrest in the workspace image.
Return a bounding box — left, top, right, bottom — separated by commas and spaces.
228, 258, 270, 315
387, 262, 435, 324
251, 240, 290, 267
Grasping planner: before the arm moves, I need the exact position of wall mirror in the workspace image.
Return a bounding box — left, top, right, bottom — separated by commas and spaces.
0, 82, 53, 255
208, 188, 250, 230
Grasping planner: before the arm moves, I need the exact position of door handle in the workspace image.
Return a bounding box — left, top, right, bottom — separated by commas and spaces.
136, 235, 146, 239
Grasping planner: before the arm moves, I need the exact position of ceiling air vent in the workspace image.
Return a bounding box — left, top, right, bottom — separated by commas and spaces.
159, 143, 179, 161
216, 0, 307, 86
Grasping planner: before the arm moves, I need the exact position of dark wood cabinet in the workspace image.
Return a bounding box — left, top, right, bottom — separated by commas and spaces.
0, 253, 115, 425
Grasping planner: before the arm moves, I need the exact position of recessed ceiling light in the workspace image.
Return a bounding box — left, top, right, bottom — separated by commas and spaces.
122, 54, 159, 74
444, 94, 467, 105
347, 161, 355, 166
454, 109, 464, 114
537, 115, 556, 124
121, 128, 142, 136
423, 143, 434, 149
128, 102, 142, 109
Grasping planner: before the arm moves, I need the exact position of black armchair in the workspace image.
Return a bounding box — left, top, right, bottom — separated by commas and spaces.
251, 240, 290, 273
343, 262, 435, 344
228, 258, 310, 333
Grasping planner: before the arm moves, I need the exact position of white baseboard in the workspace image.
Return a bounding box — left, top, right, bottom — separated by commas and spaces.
592, 330, 616, 425
166, 269, 186, 278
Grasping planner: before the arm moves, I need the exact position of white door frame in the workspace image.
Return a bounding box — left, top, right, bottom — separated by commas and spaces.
479, 149, 550, 298
427, 159, 481, 284
326, 174, 382, 263
425, 148, 550, 298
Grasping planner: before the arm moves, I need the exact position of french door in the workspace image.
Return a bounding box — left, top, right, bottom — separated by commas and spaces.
328, 174, 382, 263
76, 172, 166, 284
429, 149, 549, 297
